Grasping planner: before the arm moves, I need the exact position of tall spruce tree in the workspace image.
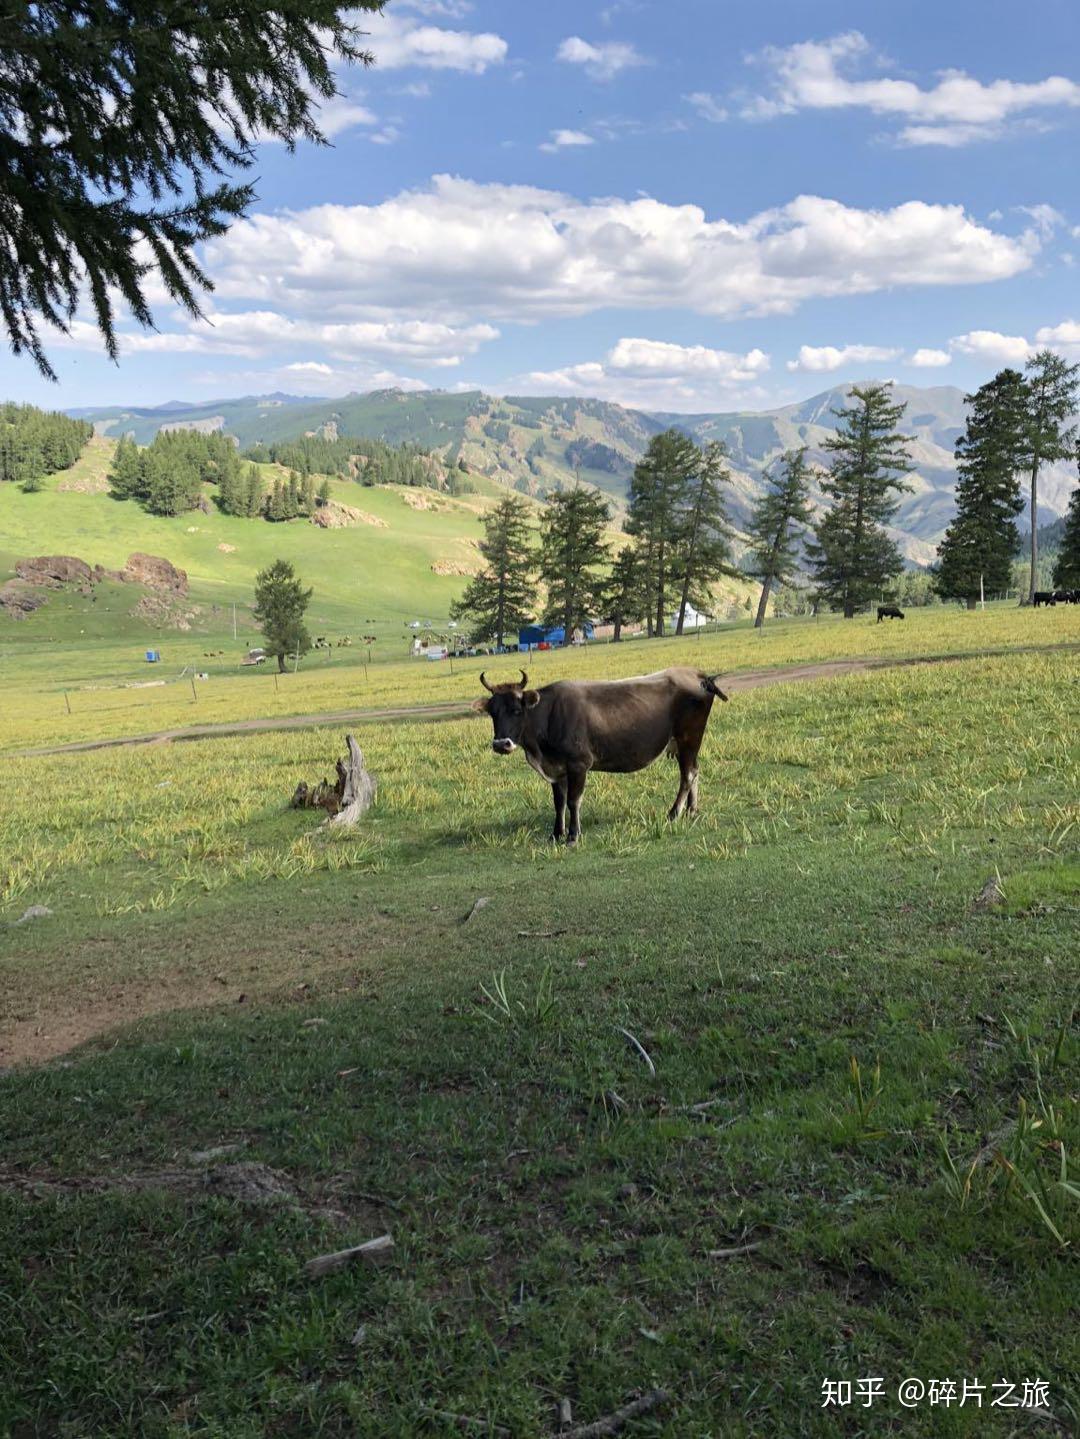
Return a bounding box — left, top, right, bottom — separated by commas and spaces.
1, 2, 378, 380
1053, 482, 1080, 589
253, 559, 312, 672
108, 435, 145, 501
450, 494, 535, 649
746, 448, 815, 628
244, 466, 265, 517
807, 384, 915, 617
672, 441, 733, 634
267, 476, 287, 522
539, 486, 611, 641
934, 369, 1027, 607
601, 544, 649, 642
627, 429, 700, 636
1021, 350, 1080, 604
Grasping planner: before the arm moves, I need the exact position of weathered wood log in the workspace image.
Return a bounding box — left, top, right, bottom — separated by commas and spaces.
326, 734, 377, 827
289, 734, 377, 825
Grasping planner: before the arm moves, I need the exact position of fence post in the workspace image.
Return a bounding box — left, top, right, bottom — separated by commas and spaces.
64, 690, 72, 715
190, 676, 197, 703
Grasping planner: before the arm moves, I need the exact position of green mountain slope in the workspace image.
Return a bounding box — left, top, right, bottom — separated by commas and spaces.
66, 380, 1080, 564
0, 438, 499, 635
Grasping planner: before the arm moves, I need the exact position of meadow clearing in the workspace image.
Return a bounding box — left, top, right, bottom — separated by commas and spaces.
1, 618, 1078, 1434
3, 598, 1080, 755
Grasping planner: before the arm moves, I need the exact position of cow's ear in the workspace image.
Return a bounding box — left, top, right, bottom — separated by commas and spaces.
522, 689, 541, 709
471, 696, 491, 714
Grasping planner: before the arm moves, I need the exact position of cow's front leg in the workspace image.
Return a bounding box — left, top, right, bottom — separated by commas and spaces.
551, 779, 567, 842
669, 749, 697, 820
565, 767, 588, 845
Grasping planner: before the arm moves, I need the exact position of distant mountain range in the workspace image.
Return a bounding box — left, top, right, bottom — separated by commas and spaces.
69, 383, 1080, 565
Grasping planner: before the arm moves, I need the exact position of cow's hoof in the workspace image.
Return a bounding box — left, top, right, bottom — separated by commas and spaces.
566, 833, 581, 847
551, 832, 566, 845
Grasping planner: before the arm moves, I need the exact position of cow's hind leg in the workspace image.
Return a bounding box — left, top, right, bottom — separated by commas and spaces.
551, 779, 567, 843
566, 767, 588, 845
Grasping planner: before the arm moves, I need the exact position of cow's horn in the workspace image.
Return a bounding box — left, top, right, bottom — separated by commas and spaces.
519, 669, 529, 688
479, 671, 495, 693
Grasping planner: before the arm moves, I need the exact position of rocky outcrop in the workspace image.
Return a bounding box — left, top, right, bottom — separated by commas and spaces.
310, 501, 388, 530
431, 559, 482, 577
0, 581, 48, 619
12, 551, 187, 595
120, 553, 188, 594
15, 555, 95, 589
129, 593, 200, 630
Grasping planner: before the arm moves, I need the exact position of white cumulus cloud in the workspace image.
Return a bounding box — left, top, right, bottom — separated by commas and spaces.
509, 337, 770, 410
949, 329, 1033, 363
685, 92, 728, 123
743, 31, 1080, 145
539, 129, 595, 152
557, 36, 647, 81
202, 176, 1035, 329
787, 343, 901, 373
910, 348, 952, 367
368, 13, 507, 73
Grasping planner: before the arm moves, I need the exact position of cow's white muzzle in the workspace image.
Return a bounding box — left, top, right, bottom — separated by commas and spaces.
492, 738, 517, 755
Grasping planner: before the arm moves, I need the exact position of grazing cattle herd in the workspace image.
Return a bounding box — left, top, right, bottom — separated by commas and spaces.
1033, 590, 1080, 607
473, 666, 729, 844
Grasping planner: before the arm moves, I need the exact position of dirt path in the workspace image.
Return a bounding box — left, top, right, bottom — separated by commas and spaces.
7, 642, 1079, 760
7, 658, 879, 758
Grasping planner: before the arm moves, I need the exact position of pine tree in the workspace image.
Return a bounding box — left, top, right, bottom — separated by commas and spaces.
317, 477, 332, 508
108, 435, 145, 501
244, 466, 265, 517
253, 559, 312, 672
217, 461, 240, 516
0, 402, 91, 479
746, 447, 815, 628
2, 2, 379, 380
301, 474, 316, 513
807, 384, 915, 617
672, 440, 733, 634
450, 495, 536, 648
1053, 483, 1080, 589
267, 476, 286, 522
601, 544, 648, 642
539, 486, 611, 641
935, 369, 1027, 607
1021, 350, 1080, 604
627, 429, 700, 636
285, 471, 301, 520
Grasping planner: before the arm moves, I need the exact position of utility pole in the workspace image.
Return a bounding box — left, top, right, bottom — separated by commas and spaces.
232, 603, 237, 639
979, 573, 985, 611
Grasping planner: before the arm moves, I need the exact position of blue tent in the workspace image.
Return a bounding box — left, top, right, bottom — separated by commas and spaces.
518, 623, 594, 651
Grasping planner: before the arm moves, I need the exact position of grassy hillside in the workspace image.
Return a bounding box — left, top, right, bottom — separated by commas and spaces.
0, 436, 498, 629
71, 380, 1080, 561
0, 434, 765, 719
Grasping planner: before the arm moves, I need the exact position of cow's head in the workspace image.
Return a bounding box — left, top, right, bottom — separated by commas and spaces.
472, 670, 540, 755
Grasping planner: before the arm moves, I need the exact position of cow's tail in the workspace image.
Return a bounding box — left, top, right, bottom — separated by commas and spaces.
701, 673, 730, 702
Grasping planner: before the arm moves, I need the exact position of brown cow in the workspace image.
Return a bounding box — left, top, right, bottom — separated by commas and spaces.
472, 666, 729, 843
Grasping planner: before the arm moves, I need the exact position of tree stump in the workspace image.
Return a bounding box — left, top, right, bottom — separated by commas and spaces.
290, 734, 377, 826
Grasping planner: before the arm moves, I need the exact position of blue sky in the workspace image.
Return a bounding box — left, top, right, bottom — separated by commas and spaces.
10, 0, 1080, 412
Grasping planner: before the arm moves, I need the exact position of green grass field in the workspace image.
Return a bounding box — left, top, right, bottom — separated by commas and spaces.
1, 637, 1078, 1434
